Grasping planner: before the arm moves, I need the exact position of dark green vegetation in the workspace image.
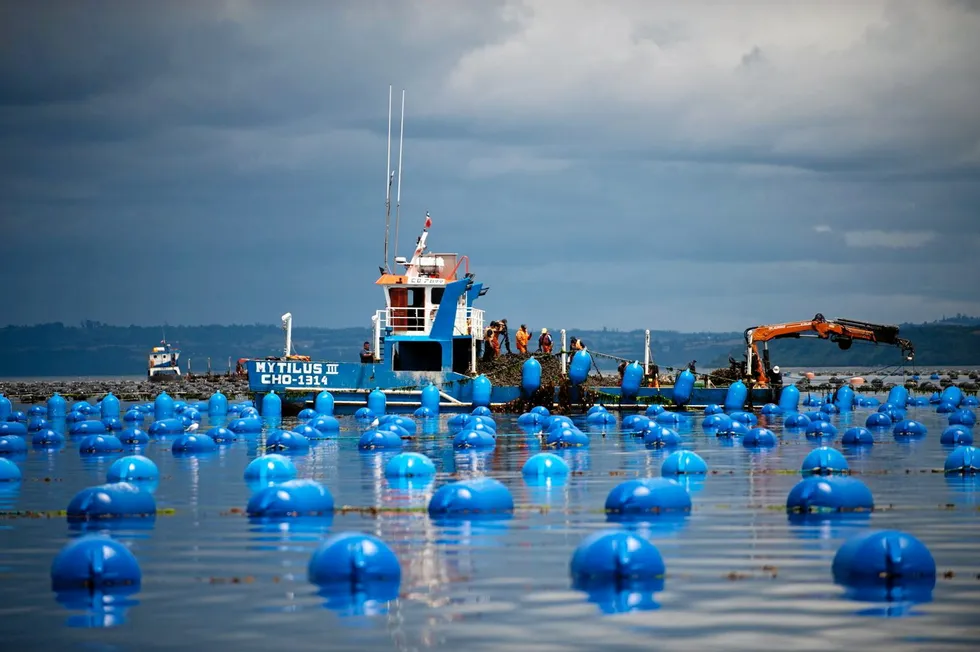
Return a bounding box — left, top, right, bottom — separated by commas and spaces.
1, 317, 978, 377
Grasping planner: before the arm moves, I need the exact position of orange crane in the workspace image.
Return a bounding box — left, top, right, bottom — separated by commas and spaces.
744, 313, 915, 387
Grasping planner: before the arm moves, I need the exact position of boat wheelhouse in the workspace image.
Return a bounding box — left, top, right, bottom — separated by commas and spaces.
148, 340, 181, 382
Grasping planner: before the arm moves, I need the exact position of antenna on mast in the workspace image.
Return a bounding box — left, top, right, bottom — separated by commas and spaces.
382, 85, 393, 273
393, 89, 405, 266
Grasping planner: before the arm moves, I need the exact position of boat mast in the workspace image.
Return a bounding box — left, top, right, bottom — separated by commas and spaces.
383, 85, 393, 273
393, 89, 405, 266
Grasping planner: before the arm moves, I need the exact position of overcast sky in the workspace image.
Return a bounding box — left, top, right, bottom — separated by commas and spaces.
2, 0, 978, 333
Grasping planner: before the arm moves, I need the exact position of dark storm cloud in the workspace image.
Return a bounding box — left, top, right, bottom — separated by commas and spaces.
1, 0, 978, 332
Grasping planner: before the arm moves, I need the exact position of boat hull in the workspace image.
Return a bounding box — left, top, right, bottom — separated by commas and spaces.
245, 360, 776, 415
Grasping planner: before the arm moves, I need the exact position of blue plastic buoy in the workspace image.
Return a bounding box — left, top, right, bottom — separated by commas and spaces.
531, 405, 550, 417
806, 420, 838, 439
962, 396, 979, 408
262, 391, 282, 419
517, 412, 542, 427
940, 425, 974, 446
120, 427, 149, 446
570, 530, 665, 581
784, 413, 811, 429
842, 427, 875, 446
522, 452, 570, 478
265, 430, 310, 453
101, 416, 123, 432
206, 426, 234, 443
27, 416, 50, 433
452, 429, 496, 450
786, 476, 873, 513
385, 452, 437, 478
427, 478, 514, 517
313, 390, 335, 416
702, 413, 733, 431
0, 457, 22, 482
0, 434, 27, 456
949, 409, 977, 428
661, 450, 707, 476
729, 411, 758, 426
743, 427, 778, 448
521, 358, 542, 396
672, 370, 695, 407
760, 403, 781, 416
310, 415, 340, 437
940, 385, 963, 407
50, 535, 141, 591
622, 414, 649, 431
645, 404, 666, 417
621, 362, 643, 400
801, 446, 850, 475
546, 427, 589, 449
0, 394, 11, 421
834, 386, 855, 411
123, 409, 144, 423
865, 412, 892, 429
366, 389, 386, 416
641, 425, 682, 448
147, 418, 184, 436
778, 384, 800, 412
171, 433, 218, 455
240, 406, 259, 419
724, 380, 748, 412
308, 532, 401, 585
154, 392, 175, 421
944, 446, 979, 474
243, 454, 297, 484
605, 478, 691, 515
77, 434, 124, 456
717, 421, 750, 438
47, 393, 67, 419
100, 393, 120, 420
936, 401, 957, 414
569, 350, 592, 385
471, 375, 492, 408
586, 411, 616, 426
358, 429, 403, 451
107, 456, 159, 482
67, 482, 156, 520
246, 479, 334, 517
887, 386, 909, 408
893, 419, 927, 438
832, 530, 936, 600
32, 429, 66, 449
208, 391, 228, 417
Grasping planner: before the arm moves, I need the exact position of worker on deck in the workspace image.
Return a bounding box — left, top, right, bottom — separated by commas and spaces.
359, 342, 374, 363
516, 324, 531, 354
498, 319, 513, 355
769, 365, 783, 386
484, 323, 498, 362
687, 360, 697, 373
537, 328, 553, 353
618, 361, 627, 381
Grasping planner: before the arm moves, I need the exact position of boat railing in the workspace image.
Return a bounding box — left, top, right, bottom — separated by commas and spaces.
374, 306, 485, 339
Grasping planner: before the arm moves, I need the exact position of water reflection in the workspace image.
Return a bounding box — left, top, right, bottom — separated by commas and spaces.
572, 576, 663, 615
836, 576, 935, 618
53, 587, 140, 628
314, 580, 401, 617
247, 515, 334, 552
452, 450, 494, 476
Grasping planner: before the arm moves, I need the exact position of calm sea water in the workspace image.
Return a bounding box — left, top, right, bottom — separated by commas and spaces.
1, 396, 979, 651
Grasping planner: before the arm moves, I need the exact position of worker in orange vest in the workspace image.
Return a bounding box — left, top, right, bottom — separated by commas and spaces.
515, 324, 530, 354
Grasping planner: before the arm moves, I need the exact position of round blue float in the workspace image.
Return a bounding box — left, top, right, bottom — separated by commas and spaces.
673, 369, 695, 406
453, 429, 496, 450
587, 411, 616, 426
936, 401, 957, 414
471, 375, 492, 408
107, 456, 159, 482
120, 427, 149, 446
940, 385, 963, 407
701, 413, 733, 431
801, 446, 850, 475
834, 386, 855, 411
784, 413, 811, 429
832, 530, 936, 600
27, 416, 50, 433
206, 426, 235, 443
621, 362, 643, 400
147, 418, 184, 436
661, 450, 707, 476
68, 421, 107, 437
413, 406, 434, 419
717, 421, 750, 438
67, 482, 156, 520
786, 476, 873, 513
642, 426, 682, 448
724, 380, 748, 412
961, 396, 979, 408
0, 457, 22, 482
208, 391, 228, 417
842, 427, 875, 446
384, 452, 437, 478
154, 392, 175, 421
645, 404, 666, 417
743, 427, 778, 448
893, 419, 927, 438
655, 411, 683, 425
622, 414, 650, 431
604, 478, 691, 515
297, 408, 318, 421
266, 430, 310, 453
865, 412, 892, 429
243, 454, 297, 484
50, 535, 141, 591
949, 409, 977, 428
354, 407, 375, 422
246, 479, 334, 517
568, 350, 592, 385
806, 420, 838, 439
0, 393, 11, 421
778, 385, 800, 412
0, 434, 27, 456
309, 415, 340, 437
570, 530, 665, 581
427, 478, 514, 517
77, 434, 124, 456
887, 386, 909, 408
944, 446, 979, 474
240, 406, 259, 419
122, 410, 144, 423
100, 392, 120, 420
544, 415, 573, 431
262, 391, 282, 419
32, 429, 65, 448
703, 404, 723, 416
940, 425, 973, 446
47, 393, 67, 419
101, 417, 123, 432
291, 424, 321, 441
761, 403, 781, 416
171, 433, 218, 454
420, 384, 440, 414
728, 411, 758, 426
308, 531, 401, 586
358, 429, 403, 451
517, 412, 542, 427
315, 390, 335, 416
522, 452, 570, 478
820, 403, 840, 415
546, 427, 589, 449
531, 405, 550, 417
367, 388, 387, 415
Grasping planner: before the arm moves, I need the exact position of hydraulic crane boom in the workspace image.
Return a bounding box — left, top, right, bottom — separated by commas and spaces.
744, 313, 915, 387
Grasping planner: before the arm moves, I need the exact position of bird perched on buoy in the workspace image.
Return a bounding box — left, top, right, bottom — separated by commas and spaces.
185, 422, 199, 433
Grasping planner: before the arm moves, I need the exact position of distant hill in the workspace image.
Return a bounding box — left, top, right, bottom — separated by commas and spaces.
0, 320, 977, 377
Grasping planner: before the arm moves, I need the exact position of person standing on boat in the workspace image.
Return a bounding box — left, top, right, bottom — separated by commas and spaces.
359, 341, 374, 363
537, 328, 553, 354
516, 324, 530, 354
483, 323, 497, 362
498, 319, 513, 355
